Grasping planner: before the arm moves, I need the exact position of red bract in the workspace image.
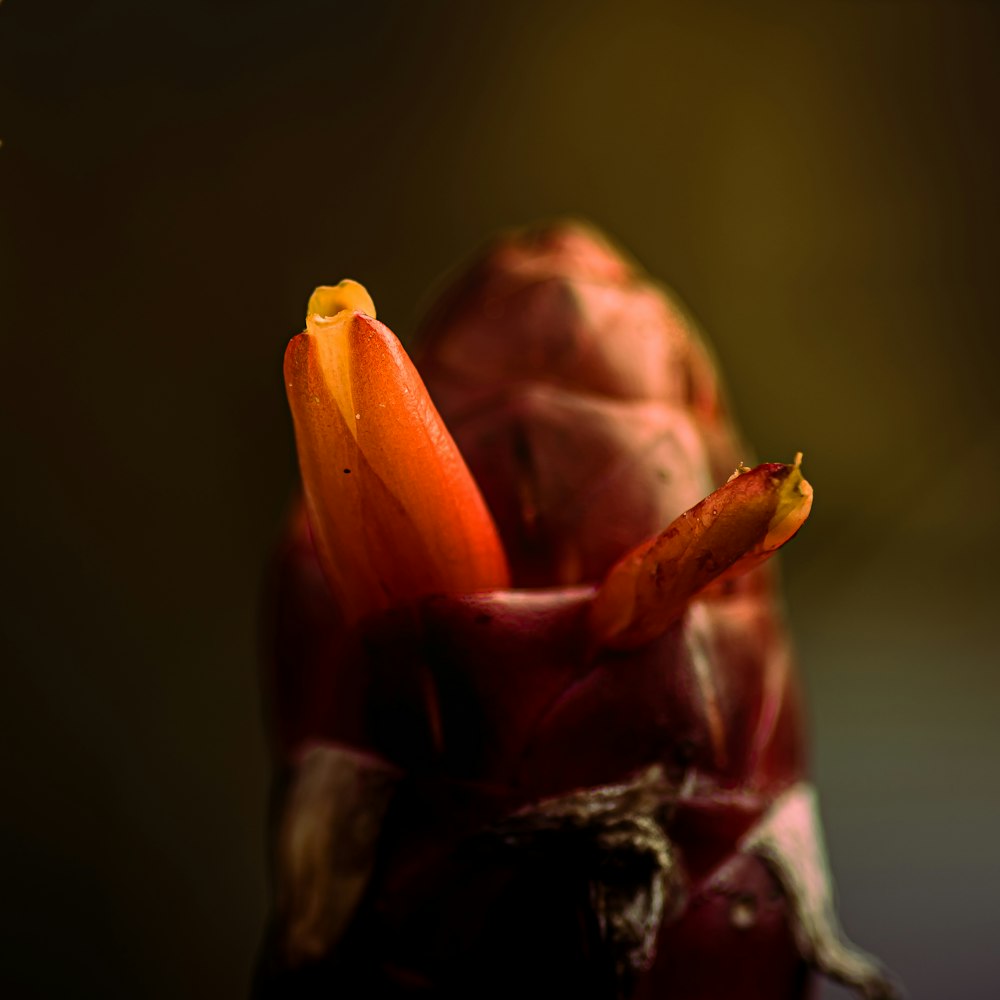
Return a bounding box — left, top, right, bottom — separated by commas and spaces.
257, 225, 897, 999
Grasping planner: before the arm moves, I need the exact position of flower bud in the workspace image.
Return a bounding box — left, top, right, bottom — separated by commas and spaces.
259, 225, 896, 1000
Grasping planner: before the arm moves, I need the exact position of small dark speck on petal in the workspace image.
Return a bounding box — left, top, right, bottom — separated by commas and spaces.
343, 468, 351, 474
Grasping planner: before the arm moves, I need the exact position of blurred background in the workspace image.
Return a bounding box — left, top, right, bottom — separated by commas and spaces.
2, 1, 998, 996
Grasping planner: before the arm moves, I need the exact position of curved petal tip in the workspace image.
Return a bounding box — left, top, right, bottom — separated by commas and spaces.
591, 458, 813, 650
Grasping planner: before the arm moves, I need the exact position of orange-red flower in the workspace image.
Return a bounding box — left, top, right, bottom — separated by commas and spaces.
258, 224, 895, 1000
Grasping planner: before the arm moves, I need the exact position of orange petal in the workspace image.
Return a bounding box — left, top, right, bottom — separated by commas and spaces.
284, 286, 510, 622
590, 458, 812, 650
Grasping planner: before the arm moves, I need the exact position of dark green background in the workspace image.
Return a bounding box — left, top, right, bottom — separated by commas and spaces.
3, 2, 997, 996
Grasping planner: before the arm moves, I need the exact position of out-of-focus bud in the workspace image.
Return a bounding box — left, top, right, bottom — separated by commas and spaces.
415, 222, 741, 586
416, 222, 722, 409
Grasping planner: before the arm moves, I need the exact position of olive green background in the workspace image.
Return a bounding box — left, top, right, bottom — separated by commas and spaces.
2, 2, 997, 996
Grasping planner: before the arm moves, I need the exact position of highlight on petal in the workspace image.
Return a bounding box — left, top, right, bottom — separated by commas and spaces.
285, 282, 510, 622
276, 745, 400, 962
590, 458, 813, 650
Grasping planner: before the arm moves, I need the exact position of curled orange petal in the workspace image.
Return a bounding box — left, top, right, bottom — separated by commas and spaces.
590, 458, 813, 650
284, 284, 510, 623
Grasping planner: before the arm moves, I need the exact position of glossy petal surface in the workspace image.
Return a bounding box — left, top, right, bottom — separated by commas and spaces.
285, 308, 509, 622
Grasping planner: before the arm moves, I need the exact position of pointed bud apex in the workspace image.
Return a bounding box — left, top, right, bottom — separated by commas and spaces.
590, 459, 813, 649
284, 289, 510, 622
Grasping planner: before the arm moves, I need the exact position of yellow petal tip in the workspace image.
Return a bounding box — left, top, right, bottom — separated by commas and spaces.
307, 280, 376, 322
765, 456, 813, 542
